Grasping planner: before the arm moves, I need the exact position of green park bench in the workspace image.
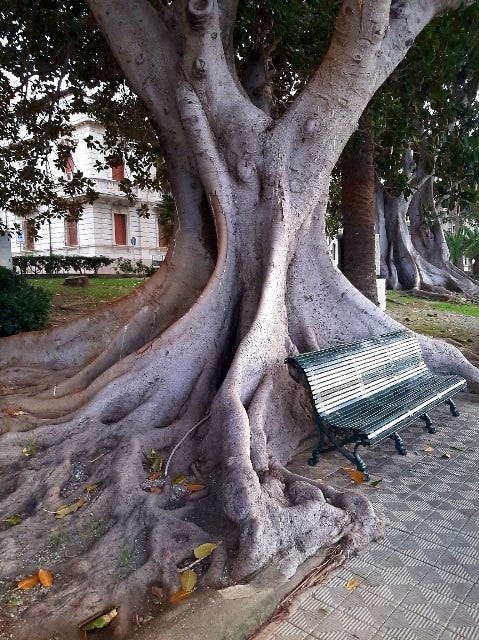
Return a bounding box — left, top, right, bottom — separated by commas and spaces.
285, 330, 467, 479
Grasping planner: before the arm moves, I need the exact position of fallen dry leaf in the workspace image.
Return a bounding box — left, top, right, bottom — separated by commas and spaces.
17, 574, 40, 590
3, 515, 23, 527
341, 467, 366, 484
85, 484, 98, 494
173, 475, 187, 485
424, 446, 434, 452
345, 578, 360, 591
150, 487, 162, 494
38, 569, 54, 587
53, 497, 86, 519
151, 585, 165, 601
7, 408, 26, 416
186, 483, 206, 492
148, 472, 162, 480
168, 589, 191, 604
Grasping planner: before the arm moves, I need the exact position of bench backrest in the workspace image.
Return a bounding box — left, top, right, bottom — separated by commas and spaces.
285, 331, 427, 416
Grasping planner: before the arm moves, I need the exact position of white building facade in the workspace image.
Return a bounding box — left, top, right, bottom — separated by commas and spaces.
3, 114, 167, 265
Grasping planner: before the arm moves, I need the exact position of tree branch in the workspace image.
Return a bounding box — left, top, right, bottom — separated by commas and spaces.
85, 0, 179, 135
272, 0, 472, 217
179, 0, 270, 140
219, 0, 239, 68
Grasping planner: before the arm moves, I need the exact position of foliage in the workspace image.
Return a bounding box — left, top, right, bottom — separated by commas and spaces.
12, 254, 114, 275
371, 3, 479, 216
445, 227, 479, 264
115, 257, 155, 278
0, 266, 50, 336
0, 0, 168, 237
155, 193, 175, 246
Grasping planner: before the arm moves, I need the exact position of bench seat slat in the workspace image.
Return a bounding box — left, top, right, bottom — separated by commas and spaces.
324, 374, 466, 441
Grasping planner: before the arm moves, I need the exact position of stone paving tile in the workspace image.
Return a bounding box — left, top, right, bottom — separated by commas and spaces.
438, 631, 466, 640
420, 566, 475, 603
258, 619, 314, 640
377, 605, 445, 639
446, 602, 479, 639
255, 395, 479, 640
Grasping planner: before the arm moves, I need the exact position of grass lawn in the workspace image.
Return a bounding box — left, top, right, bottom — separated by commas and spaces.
27, 277, 147, 327
387, 291, 479, 318
29, 277, 145, 301
386, 290, 479, 347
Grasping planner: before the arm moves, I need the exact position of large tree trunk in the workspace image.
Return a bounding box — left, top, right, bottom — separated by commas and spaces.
1, 1, 477, 638
341, 109, 379, 305
377, 152, 479, 296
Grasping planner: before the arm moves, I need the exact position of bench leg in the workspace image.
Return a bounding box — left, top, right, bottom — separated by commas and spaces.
308, 428, 336, 467
389, 432, 407, 456
420, 413, 436, 434
445, 398, 460, 417
353, 443, 369, 480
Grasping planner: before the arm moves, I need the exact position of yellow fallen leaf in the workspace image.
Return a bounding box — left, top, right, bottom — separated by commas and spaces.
85, 484, 98, 494
54, 497, 86, 519
38, 569, 54, 587
17, 574, 40, 590
173, 475, 187, 485
180, 569, 197, 592
345, 578, 360, 591
193, 543, 217, 560
341, 466, 356, 473
424, 446, 434, 452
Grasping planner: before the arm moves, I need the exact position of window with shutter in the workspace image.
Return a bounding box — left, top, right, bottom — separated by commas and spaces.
114, 213, 127, 245
65, 219, 78, 246
112, 164, 124, 181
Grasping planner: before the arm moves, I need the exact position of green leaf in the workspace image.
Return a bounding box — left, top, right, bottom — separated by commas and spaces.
180, 569, 197, 593
193, 543, 217, 560
83, 608, 118, 631
4, 515, 23, 527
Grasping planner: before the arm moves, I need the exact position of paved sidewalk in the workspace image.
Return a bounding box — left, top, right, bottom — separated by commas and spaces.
254, 392, 479, 640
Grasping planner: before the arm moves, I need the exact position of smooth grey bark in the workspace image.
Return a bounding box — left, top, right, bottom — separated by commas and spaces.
377, 150, 479, 295
1, 2, 477, 638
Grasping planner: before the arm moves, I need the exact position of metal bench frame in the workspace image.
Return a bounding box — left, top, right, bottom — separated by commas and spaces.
285, 331, 467, 479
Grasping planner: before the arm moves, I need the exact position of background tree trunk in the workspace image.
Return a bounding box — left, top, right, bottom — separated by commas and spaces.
377, 150, 479, 296
341, 110, 379, 305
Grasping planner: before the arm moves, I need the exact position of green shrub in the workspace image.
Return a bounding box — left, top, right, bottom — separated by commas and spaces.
0, 267, 51, 336
12, 254, 115, 275
115, 257, 155, 277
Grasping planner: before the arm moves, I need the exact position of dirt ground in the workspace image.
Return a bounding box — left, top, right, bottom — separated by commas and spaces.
385, 292, 479, 365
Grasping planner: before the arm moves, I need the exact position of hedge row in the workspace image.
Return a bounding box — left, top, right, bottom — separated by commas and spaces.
13, 254, 115, 275
12, 254, 157, 277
